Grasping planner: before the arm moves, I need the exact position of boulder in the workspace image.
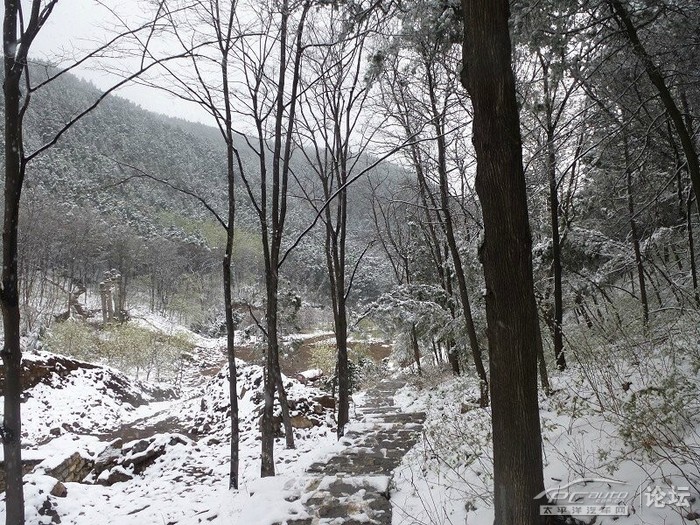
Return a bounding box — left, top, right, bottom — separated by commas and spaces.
91, 434, 189, 481
290, 415, 314, 429
314, 395, 335, 410
97, 466, 133, 486
50, 481, 67, 498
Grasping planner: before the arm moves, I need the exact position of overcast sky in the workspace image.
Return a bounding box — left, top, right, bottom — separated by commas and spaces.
20, 0, 210, 124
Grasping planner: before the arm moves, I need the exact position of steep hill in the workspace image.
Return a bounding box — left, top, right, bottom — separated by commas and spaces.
0, 68, 403, 318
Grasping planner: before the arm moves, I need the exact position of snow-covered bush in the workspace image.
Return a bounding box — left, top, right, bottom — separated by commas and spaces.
309, 341, 385, 391
564, 305, 700, 491
392, 373, 493, 525
44, 320, 194, 384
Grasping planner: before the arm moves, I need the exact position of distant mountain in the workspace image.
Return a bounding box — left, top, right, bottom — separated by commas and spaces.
2, 68, 405, 239
0, 68, 405, 306
2, 70, 231, 237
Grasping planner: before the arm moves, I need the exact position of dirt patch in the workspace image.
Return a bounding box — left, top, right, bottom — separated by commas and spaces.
95, 415, 194, 443
196, 335, 393, 380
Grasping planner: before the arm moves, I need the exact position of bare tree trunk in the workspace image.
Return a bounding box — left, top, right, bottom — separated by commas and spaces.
426, 65, 488, 403
447, 341, 460, 375
536, 322, 552, 396
623, 122, 649, 325
410, 324, 422, 376
275, 365, 295, 450
2, 21, 26, 523
688, 194, 700, 306
261, 276, 277, 476
335, 298, 350, 436
548, 138, 566, 370
258, 0, 310, 476
544, 119, 566, 370
222, 58, 240, 490
461, 1, 546, 523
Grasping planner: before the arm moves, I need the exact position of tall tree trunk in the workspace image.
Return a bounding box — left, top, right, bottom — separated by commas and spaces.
222, 54, 239, 487
414, 157, 462, 376
260, 0, 308, 476
623, 123, 649, 325
261, 268, 297, 476
261, 273, 277, 477
327, 151, 350, 438
547, 137, 566, 370
2, 28, 26, 524
461, 1, 546, 523
332, 215, 350, 438
539, 54, 566, 371
426, 65, 488, 403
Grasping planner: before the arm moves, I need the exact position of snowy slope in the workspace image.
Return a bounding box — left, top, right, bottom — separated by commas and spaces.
0, 338, 343, 525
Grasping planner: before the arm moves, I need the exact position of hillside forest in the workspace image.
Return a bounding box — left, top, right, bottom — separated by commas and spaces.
1, 1, 700, 525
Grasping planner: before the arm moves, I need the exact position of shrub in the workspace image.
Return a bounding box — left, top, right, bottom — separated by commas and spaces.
43, 319, 98, 360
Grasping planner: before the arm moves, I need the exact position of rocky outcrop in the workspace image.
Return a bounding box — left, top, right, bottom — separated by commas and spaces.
0, 352, 176, 404
0, 354, 99, 396
190, 366, 336, 438
90, 434, 189, 486
46, 452, 95, 483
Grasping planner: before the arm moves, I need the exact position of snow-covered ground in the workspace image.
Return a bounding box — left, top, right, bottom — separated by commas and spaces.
0, 317, 349, 525
390, 366, 700, 525
4, 308, 699, 525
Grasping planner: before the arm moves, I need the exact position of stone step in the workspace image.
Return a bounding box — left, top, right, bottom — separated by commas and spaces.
291, 380, 426, 525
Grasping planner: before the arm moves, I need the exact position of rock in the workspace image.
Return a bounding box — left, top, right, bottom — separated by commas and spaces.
314, 395, 335, 410
130, 439, 152, 455
92, 434, 189, 481
49, 427, 62, 437
290, 415, 314, 429
91, 440, 124, 479
460, 403, 477, 414
97, 466, 133, 486
38, 497, 61, 523
50, 481, 67, 498
300, 369, 324, 382
47, 452, 95, 483
168, 435, 187, 447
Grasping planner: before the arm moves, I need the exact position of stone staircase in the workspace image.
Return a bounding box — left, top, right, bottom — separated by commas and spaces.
280, 378, 425, 525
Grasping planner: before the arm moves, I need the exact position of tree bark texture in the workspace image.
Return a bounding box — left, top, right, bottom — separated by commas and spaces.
461, 1, 546, 523
3, 3, 27, 521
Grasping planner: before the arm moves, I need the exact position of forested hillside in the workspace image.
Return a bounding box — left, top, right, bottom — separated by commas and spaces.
0, 67, 401, 333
